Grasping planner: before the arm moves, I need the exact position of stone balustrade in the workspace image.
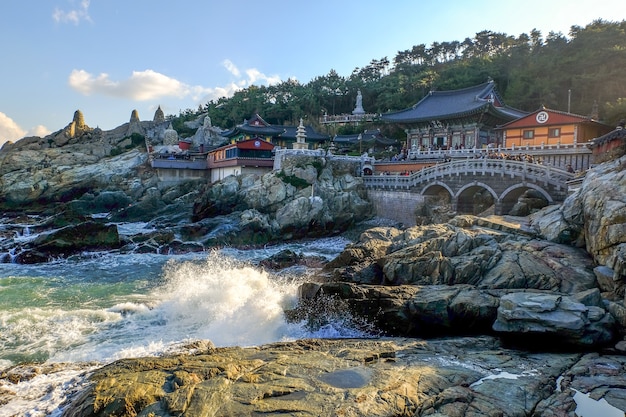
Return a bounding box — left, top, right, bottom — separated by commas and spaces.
407, 142, 591, 160
364, 159, 574, 192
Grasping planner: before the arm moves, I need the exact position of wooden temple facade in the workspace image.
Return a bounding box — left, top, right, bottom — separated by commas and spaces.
208, 114, 330, 183
380, 80, 528, 151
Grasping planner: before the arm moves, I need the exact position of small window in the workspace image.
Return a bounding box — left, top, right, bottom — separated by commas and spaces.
548, 128, 560, 138
523, 130, 534, 139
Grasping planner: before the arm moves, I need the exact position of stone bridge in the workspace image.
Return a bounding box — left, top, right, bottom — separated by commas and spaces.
363, 159, 575, 215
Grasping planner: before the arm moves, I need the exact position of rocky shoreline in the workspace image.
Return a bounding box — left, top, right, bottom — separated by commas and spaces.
1, 115, 626, 415
42, 336, 622, 417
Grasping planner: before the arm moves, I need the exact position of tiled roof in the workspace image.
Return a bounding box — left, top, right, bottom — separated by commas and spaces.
222, 114, 329, 141
588, 125, 626, 148
380, 81, 527, 124
334, 129, 398, 146
281, 125, 330, 141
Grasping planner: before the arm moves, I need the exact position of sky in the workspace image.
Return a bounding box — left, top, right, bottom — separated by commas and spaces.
0, 0, 624, 147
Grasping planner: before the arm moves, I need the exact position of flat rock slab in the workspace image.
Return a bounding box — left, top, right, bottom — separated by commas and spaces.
58, 336, 626, 417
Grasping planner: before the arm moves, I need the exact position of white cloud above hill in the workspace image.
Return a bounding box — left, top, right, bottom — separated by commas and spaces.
0, 112, 26, 146
0, 112, 50, 147
68, 62, 282, 105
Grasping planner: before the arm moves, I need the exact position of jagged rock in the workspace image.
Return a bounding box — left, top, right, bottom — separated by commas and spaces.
0, 147, 147, 208
259, 249, 327, 270
192, 157, 373, 243
492, 292, 615, 347
325, 220, 596, 293
304, 217, 616, 347
509, 188, 549, 216
18, 221, 121, 262
530, 203, 584, 246
531, 157, 626, 280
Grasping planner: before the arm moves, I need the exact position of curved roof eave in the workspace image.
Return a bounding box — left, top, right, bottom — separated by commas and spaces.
238, 126, 285, 135
381, 103, 490, 124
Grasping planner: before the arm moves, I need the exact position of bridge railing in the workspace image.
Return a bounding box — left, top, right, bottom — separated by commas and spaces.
407, 142, 591, 160
363, 159, 575, 190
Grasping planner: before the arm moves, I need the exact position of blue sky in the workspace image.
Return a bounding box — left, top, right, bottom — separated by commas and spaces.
0, 0, 623, 146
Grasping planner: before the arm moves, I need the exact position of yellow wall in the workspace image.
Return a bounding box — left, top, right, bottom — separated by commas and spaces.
504, 122, 609, 147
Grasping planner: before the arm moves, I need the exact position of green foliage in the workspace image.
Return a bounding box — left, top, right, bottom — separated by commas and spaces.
276, 171, 310, 189
170, 109, 199, 138
311, 160, 324, 176
129, 133, 145, 147
110, 147, 122, 156
604, 98, 626, 126
167, 19, 626, 130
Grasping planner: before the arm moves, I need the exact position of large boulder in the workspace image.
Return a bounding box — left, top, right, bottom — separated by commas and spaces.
325, 220, 597, 294
14, 221, 121, 263
493, 292, 615, 348
530, 157, 626, 282
304, 216, 618, 348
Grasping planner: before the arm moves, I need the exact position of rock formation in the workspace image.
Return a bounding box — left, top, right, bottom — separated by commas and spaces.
126, 109, 145, 137
297, 215, 615, 348
153, 105, 165, 123
59, 337, 626, 417
191, 155, 373, 244
530, 155, 626, 283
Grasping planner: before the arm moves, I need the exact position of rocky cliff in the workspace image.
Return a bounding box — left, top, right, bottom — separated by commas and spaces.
191, 155, 372, 243
0, 116, 373, 260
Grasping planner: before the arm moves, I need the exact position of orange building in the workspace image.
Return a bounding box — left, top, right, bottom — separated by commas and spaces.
498, 107, 610, 148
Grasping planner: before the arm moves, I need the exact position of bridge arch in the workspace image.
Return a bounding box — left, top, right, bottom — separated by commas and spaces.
421, 181, 454, 198
420, 181, 455, 211
499, 183, 553, 214
455, 182, 498, 215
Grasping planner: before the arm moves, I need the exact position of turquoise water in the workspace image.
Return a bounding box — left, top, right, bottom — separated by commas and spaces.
0, 234, 357, 368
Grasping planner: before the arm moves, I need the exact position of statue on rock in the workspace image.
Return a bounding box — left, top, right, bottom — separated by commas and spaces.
190, 113, 225, 149
163, 122, 179, 146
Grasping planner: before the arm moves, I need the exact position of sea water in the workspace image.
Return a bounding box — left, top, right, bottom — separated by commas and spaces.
0, 226, 365, 416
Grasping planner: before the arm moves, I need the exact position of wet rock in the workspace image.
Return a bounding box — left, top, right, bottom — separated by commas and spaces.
20, 221, 121, 262
62, 337, 588, 417
259, 249, 326, 270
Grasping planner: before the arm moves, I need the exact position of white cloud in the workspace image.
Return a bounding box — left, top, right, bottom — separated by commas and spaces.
222, 60, 282, 87
0, 112, 26, 146
245, 68, 282, 86
52, 0, 92, 25
68, 69, 205, 101
222, 59, 241, 77
0, 113, 51, 147
27, 125, 52, 138
68, 63, 283, 105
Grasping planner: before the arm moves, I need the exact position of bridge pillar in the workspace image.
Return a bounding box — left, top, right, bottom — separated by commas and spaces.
494, 199, 503, 215
452, 196, 458, 213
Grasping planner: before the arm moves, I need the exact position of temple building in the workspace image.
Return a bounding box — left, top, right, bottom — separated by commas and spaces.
587, 120, 626, 164
222, 114, 285, 144
380, 80, 527, 150
496, 107, 611, 148
333, 129, 398, 154
207, 114, 328, 183
207, 138, 276, 183
222, 114, 329, 149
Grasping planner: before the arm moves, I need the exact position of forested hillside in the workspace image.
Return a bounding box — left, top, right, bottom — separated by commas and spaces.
176, 19, 626, 138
